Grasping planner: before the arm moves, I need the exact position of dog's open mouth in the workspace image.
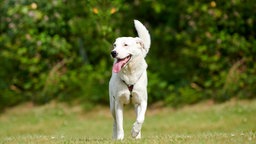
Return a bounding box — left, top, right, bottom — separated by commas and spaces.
113, 55, 132, 73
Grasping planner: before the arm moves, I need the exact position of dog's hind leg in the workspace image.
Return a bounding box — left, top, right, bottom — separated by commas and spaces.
131, 101, 147, 139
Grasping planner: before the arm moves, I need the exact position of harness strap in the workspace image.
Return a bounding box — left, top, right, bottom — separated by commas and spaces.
122, 80, 134, 93
128, 85, 134, 92
120, 71, 144, 95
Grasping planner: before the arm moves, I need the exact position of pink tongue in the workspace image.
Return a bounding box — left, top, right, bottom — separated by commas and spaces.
113, 57, 129, 73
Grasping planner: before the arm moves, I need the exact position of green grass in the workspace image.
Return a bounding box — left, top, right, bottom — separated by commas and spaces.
0, 100, 256, 144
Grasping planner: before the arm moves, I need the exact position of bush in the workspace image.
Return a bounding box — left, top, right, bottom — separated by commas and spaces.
0, 0, 255, 109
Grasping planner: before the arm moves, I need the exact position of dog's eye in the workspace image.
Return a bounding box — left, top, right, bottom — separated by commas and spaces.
124, 43, 128, 47
113, 44, 116, 47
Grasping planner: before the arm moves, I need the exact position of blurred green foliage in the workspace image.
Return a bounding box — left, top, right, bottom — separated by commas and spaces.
0, 0, 255, 109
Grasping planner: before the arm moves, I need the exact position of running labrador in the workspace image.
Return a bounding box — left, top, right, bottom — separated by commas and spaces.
109, 20, 151, 140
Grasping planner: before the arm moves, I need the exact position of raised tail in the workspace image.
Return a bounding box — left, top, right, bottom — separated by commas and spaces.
134, 20, 151, 55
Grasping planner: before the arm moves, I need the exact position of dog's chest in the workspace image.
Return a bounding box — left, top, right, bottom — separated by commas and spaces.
119, 60, 147, 85
119, 72, 137, 85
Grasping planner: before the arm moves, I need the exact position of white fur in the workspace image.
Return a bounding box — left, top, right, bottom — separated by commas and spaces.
109, 20, 151, 140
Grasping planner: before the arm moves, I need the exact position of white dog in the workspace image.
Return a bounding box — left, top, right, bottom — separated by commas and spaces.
109, 20, 151, 140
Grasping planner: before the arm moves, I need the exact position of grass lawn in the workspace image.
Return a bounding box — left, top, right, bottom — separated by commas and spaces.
0, 100, 256, 144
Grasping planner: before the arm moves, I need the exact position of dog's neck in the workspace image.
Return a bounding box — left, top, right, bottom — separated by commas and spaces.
118, 55, 147, 85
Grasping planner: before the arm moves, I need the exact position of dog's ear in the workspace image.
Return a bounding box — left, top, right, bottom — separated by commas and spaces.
135, 37, 145, 49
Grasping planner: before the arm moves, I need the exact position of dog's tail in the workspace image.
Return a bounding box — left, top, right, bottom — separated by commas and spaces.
134, 20, 151, 56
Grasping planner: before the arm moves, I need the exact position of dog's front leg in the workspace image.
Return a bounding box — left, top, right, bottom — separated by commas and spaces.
111, 106, 117, 139
131, 101, 147, 139
115, 101, 124, 140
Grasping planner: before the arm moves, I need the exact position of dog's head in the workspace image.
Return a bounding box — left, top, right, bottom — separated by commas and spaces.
111, 37, 145, 73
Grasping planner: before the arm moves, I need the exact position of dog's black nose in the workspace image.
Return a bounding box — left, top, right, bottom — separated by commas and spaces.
111, 51, 118, 58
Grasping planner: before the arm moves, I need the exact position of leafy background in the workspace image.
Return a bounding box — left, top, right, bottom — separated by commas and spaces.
0, 0, 255, 110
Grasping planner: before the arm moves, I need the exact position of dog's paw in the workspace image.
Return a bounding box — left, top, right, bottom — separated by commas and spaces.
114, 134, 124, 140
134, 131, 141, 139
116, 136, 124, 140
116, 131, 124, 140
131, 122, 142, 138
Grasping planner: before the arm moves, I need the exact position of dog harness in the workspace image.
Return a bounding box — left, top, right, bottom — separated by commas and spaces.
122, 80, 134, 98
117, 68, 145, 100
121, 71, 144, 96
122, 80, 134, 93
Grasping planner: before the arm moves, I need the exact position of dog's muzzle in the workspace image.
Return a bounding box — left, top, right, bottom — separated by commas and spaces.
111, 50, 118, 58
